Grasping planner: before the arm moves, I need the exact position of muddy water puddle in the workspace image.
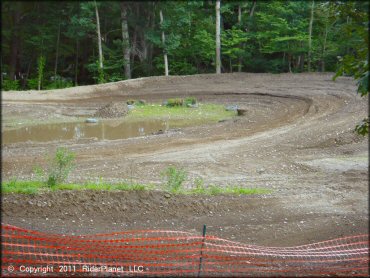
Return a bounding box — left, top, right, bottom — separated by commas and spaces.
2, 119, 169, 144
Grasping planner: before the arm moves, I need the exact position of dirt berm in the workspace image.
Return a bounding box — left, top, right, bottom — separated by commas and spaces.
1, 73, 368, 246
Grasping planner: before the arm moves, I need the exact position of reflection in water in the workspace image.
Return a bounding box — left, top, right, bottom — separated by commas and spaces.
74, 126, 84, 139
2, 119, 168, 144
138, 127, 145, 136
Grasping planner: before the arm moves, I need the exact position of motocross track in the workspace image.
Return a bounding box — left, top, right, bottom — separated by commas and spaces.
1, 73, 368, 246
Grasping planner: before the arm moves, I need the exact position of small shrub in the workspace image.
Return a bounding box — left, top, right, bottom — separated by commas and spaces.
185, 97, 197, 106
97, 64, 105, 84
355, 118, 369, 136
34, 147, 76, 187
26, 78, 39, 90
135, 99, 146, 106
37, 55, 46, 90
166, 98, 184, 107
191, 177, 206, 194
162, 166, 187, 193
2, 79, 20, 91
209, 185, 222, 195
7, 177, 18, 188
45, 79, 73, 90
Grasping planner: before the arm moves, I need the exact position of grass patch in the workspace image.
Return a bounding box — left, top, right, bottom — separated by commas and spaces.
1, 180, 151, 194
2, 179, 270, 196
188, 184, 271, 195
2, 179, 48, 194
126, 103, 235, 127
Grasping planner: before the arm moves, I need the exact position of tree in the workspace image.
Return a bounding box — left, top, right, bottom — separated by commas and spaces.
120, 2, 131, 79
254, 1, 309, 73
53, 22, 61, 81
94, 1, 104, 83
159, 9, 169, 76
332, 1, 369, 135
0, 1, 368, 89
37, 55, 45, 90
215, 0, 221, 74
307, 0, 314, 72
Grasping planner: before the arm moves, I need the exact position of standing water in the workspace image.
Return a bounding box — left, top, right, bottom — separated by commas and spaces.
2, 119, 169, 144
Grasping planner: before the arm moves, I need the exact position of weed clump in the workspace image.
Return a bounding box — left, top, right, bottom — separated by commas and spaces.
34, 147, 75, 187
184, 97, 197, 106
166, 98, 184, 107
162, 166, 187, 193
165, 97, 197, 107
136, 99, 146, 106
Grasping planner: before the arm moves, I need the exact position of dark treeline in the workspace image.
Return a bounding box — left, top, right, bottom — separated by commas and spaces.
1, 1, 368, 91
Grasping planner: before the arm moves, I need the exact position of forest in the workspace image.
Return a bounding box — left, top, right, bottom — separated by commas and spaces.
1, 1, 368, 92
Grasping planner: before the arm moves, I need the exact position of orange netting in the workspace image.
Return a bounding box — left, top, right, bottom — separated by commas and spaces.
1, 224, 369, 276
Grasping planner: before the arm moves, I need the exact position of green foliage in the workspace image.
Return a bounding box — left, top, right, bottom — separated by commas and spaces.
192, 177, 206, 194
98, 66, 105, 84
2, 179, 270, 196
166, 98, 184, 107
126, 103, 235, 127
1, 1, 368, 83
37, 55, 46, 90
161, 166, 187, 193
126, 99, 146, 106
165, 97, 197, 107
45, 78, 74, 90
2, 79, 20, 91
331, 1, 369, 134
26, 78, 39, 90
222, 27, 248, 59
193, 29, 215, 62
34, 147, 76, 187
1, 180, 149, 194
355, 119, 369, 136
135, 99, 146, 106
189, 183, 272, 195
334, 55, 369, 96
184, 97, 197, 106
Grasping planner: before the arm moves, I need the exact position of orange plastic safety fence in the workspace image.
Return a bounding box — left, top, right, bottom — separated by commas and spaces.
1, 224, 369, 277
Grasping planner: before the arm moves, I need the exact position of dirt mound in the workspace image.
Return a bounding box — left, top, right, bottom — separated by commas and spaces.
94, 102, 129, 118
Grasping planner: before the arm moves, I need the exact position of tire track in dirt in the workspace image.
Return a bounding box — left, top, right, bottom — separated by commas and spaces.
2, 73, 368, 245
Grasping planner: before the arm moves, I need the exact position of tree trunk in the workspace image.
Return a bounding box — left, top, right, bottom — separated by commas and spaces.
321, 23, 328, 72
75, 39, 79, 86
308, 0, 314, 72
148, 2, 155, 75
296, 55, 301, 70
300, 54, 305, 72
54, 22, 61, 81
159, 9, 169, 76
237, 4, 242, 72
288, 54, 292, 73
141, 32, 148, 62
120, 2, 131, 79
94, 1, 103, 71
1, 56, 3, 85
215, 0, 221, 74
249, 0, 257, 17
9, 7, 21, 80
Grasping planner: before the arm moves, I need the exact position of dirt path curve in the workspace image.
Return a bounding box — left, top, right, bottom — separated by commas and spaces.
2, 73, 368, 246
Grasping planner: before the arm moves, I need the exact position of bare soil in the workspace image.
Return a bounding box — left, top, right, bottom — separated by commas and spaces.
1, 73, 368, 247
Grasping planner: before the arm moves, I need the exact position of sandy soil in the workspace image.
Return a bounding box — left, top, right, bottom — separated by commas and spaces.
1, 73, 368, 246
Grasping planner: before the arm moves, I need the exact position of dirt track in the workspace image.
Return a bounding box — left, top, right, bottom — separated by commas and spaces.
1, 73, 368, 246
